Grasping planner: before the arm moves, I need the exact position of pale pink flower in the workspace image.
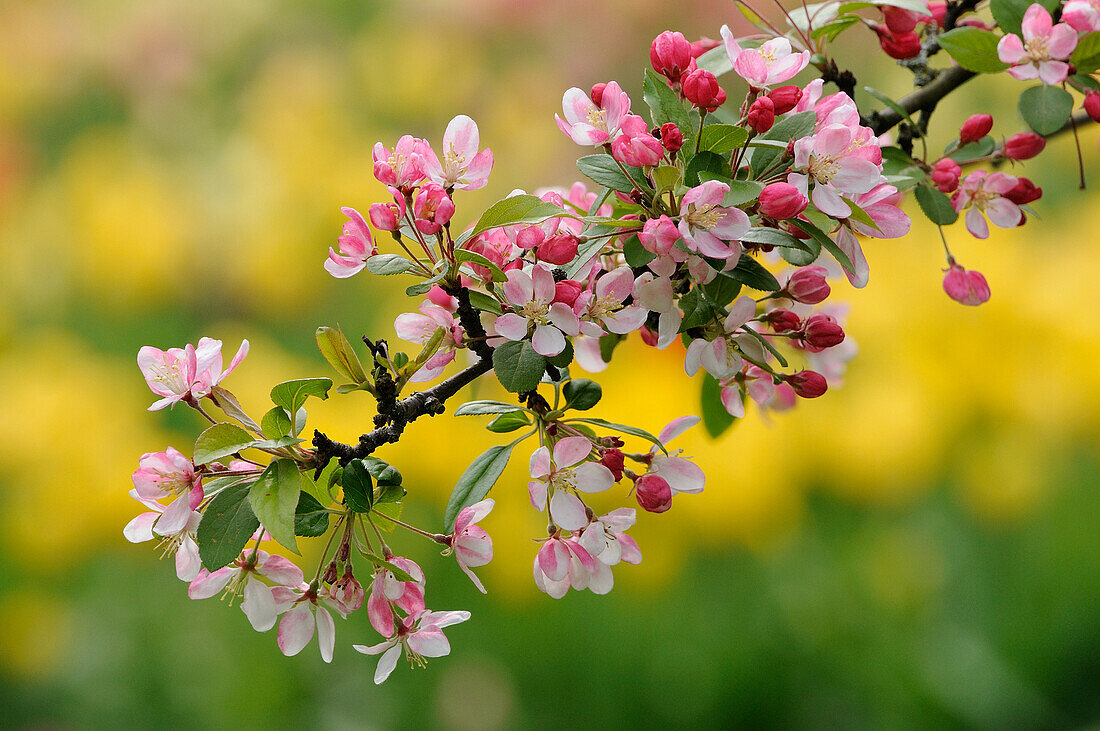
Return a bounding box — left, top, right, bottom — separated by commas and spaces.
353, 609, 471, 684
532, 536, 602, 598
273, 583, 345, 663
1063, 0, 1100, 32
372, 135, 427, 190
645, 416, 705, 496
130, 447, 202, 535
578, 508, 642, 577
639, 215, 681, 256
123, 489, 202, 581
367, 557, 426, 638
191, 337, 249, 400
952, 170, 1022, 238
447, 499, 494, 593
678, 181, 751, 260
684, 295, 757, 380
137, 338, 247, 410
998, 4, 1078, 84
719, 364, 776, 418
494, 265, 581, 357
721, 26, 810, 88
789, 125, 882, 218
633, 272, 682, 348
574, 335, 609, 373
394, 300, 464, 382
528, 436, 615, 529
326, 207, 377, 278
422, 115, 494, 190
555, 81, 631, 146
188, 551, 305, 631
575, 267, 648, 337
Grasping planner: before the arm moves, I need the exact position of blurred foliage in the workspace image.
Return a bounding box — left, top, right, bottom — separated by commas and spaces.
1, 0, 1098, 728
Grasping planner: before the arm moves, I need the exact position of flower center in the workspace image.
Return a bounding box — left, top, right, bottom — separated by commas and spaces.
149, 360, 188, 392
685, 203, 723, 230
587, 295, 622, 321
549, 466, 577, 492
519, 300, 551, 324
586, 107, 608, 132
443, 143, 467, 183
809, 153, 840, 184
1026, 38, 1050, 62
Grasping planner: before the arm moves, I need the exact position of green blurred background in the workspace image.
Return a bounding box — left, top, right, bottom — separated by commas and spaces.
2, 1, 1099, 728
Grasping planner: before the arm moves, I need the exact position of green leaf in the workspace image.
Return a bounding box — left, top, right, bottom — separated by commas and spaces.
701, 375, 737, 438
946, 137, 995, 164
568, 417, 666, 452
248, 459, 301, 553
652, 165, 682, 195
684, 151, 729, 187
466, 289, 503, 315
643, 69, 696, 149
914, 183, 959, 225
492, 340, 547, 393
740, 226, 815, 251
486, 411, 532, 433
577, 155, 647, 194
695, 44, 732, 76
702, 273, 743, 307
454, 249, 508, 282
724, 180, 767, 206
315, 326, 368, 384
208, 387, 262, 435
270, 378, 332, 416
341, 459, 375, 513
698, 124, 750, 155
470, 194, 573, 237
678, 289, 714, 331
406, 268, 447, 297
201, 474, 254, 495
365, 254, 414, 276
991, 0, 1059, 37
294, 491, 330, 537
728, 254, 781, 292
443, 441, 519, 531
360, 457, 402, 487
1019, 84, 1073, 136
935, 28, 1009, 73
194, 422, 256, 466
790, 218, 855, 274
563, 379, 602, 410
599, 333, 624, 363
810, 13, 860, 41
749, 111, 816, 175
623, 235, 657, 267
261, 407, 293, 439
455, 400, 525, 416
196, 479, 259, 571
1071, 32, 1100, 73
374, 483, 406, 504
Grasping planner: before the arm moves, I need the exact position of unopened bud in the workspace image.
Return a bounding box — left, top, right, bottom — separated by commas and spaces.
1003, 132, 1046, 160
553, 279, 584, 307
640, 215, 680, 255
600, 448, 625, 481
787, 370, 828, 398
767, 85, 802, 114
660, 122, 684, 152
682, 68, 726, 112
1085, 91, 1100, 123
930, 158, 962, 193
765, 308, 802, 333
801, 313, 845, 350
758, 182, 808, 220
746, 96, 775, 133
537, 234, 579, 265
785, 266, 831, 304
1004, 177, 1042, 205
650, 31, 694, 84
959, 114, 993, 144
590, 82, 607, 106
942, 263, 990, 306
639, 325, 660, 347
874, 25, 922, 59
634, 473, 673, 513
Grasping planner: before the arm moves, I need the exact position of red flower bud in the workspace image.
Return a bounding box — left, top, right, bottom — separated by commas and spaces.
599, 448, 625, 482
801, 313, 845, 350
1003, 132, 1045, 160
590, 82, 607, 107
942, 263, 990, 306
1004, 177, 1042, 205
639, 325, 660, 347
682, 69, 726, 112
883, 6, 920, 34
516, 224, 545, 250
787, 370, 828, 398
786, 266, 831, 304
650, 31, 694, 84
767, 85, 803, 114
1084, 91, 1100, 123
959, 114, 993, 144
537, 233, 579, 265
930, 158, 962, 193
746, 96, 775, 133
553, 279, 584, 307
660, 122, 684, 152
765, 308, 802, 333
874, 25, 922, 59
634, 474, 673, 513
759, 182, 808, 220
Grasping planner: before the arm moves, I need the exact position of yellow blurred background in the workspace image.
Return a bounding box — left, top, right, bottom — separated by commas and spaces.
2, 0, 1099, 727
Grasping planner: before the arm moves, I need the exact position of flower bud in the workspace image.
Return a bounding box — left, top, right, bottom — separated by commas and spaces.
926, 1, 947, 25
650, 31, 694, 84
883, 5, 920, 34
369, 202, 401, 231
537, 233, 579, 265
874, 25, 922, 59
787, 370, 828, 398
930, 158, 962, 193
1003, 177, 1042, 205
801, 313, 845, 350
682, 68, 726, 112
1003, 132, 1045, 160
1085, 91, 1100, 123
553, 279, 584, 307
634, 474, 673, 513
767, 85, 802, 114
765, 308, 802, 333
599, 448, 625, 481
611, 114, 664, 167
639, 215, 680, 256
758, 182, 808, 220
959, 114, 993, 144
516, 225, 546, 250
639, 325, 660, 347
746, 96, 775, 133
660, 122, 684, 152
413, 182, 455, 235
786, 266, 831, 304
942, 263, 990, 306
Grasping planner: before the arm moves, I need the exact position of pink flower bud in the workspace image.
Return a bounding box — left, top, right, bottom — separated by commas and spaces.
369, 202, 400, 231
746, 96, 775, 133
516, 225, 546, 250
1003, 132, 1045, 160
767, 85, 802, 114
942, 263, 990, 306
787, 370, 828, 398
930, 158, 962, 193
1004, 177, 1042, 205
927, 1, 947, 25
1085, 91, 1100, 123
959, 114, 993, 144
599, 448, 625, 481
590, 82, 607, 107
639, 215, 680, 255
611, 114, 664, 167
553, 279, 584, 307
660, 122, 684, 152
650, 30, 694, 84
883, 5, 920, 33
413, 183, 455, 235
682, 69, 726, 112
639, 325, 660, 347
634, 474, 673, 513
874, 25, 922, 59
537, 234, 579, 265
759, 182, 808, 220
786, 266, 831, 304
801, 313, 845, 350
765, 308, 802, 333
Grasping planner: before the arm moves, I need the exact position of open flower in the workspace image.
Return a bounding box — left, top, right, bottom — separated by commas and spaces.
528, 436, 615, 529
422, 115, 494, 190
191, 337, 249, 400
274, 583, 346, 663
951, 170, 1022, 238
353, 609, 471, 684
721, 26, 810, 88
555, 81, 631, 146
789, 125, 882, 218
123, 489, 202, 581
367, 557, 426, 638
446, 499, 495, 593
188, 551, 305, 631
394, 300, 464, 382
138, 337, 248, 410
684, 295, 757, 380
373, 135, 427, 190
326, 207, 377, 278
677, 181, 751, 260
130, 447, 202, 535
644, 416, 706, 498
575, 266, 648, 337
998, 4, 1078, 85
533, 536, 602, 598
494, 265, 581, 356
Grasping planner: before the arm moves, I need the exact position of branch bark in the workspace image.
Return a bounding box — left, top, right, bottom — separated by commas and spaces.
868, 65, 976, 136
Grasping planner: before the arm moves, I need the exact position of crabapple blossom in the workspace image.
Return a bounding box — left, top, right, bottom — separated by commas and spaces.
640, 215, 681, 256
138, 337, 248, 410
494, 265, 581, 357
130, 447, 202, 534
720, 27, 810, 88
373, 134, 427, 190
528, 436, 615, 525
931, 159, 962, 193
633, 272, 682, 348
188, 550, 305, 631
367, 557, 426, 638
579, 508, 642, 570
758, 182, 807, 220
684, 295, 757, 379
767, 85, 802, 114
790, 124, 882, 218
644, 416, 706, 499
353, 609, 471, 685
681, 69, 727, 112
1003, 132, 1046, 160
326, 207, 377, 278
447, 498, 494, 593
1005, 177, 1042, 205
943, 263, 991, 305
634, 473, 673, 513
394, 300, 463, 382
555, 80, 631, 146
1063, 0, 1100, 31
192, 337, 250, 400
787, 370, 828, 398
952, 170, 1022, 239
412, 183, 455, 235
575, 266, 648, 337
997, 4, 1077, 85
874, 25, 922, 59
678, 180, 751, 260
746, 96, 775, 133
533, 536, 602, 598
660, 122, 684, 152
650, 30, 694, 84
274, 583, 345, 663
369, 188, 405, 231
123, 490, 202, 581
611, 114, 663, 167
959, 114, 993, 144
785, 266, 831, 305
422, 114, 494, 190
1085, 91, 1100, 122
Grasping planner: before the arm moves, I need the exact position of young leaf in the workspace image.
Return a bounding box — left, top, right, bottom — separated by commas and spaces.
728, 254, 781, 292
294, 491, 331, 537
492, 340, 547, 393
470, 195, 573, 237
563, 379, 602, 410
486, 411, 532, 433
196, 479, 259, 571
455, 400, 525, 416
577, 155, 647, 194
701, 375, 737, 438
623, 235, 657, 267
360, 457, 402, 487
270, 378, 333, 416
678, 289, 715, 331
261, 407, 293, 439
698, 124, 751, 155
914, 183, 959, 225
935, 28, 1009, 73
1071, 32, 1100, 73
443, 441, 519, 531
703, 273, 743, 307
374, 484, 406, 504
194, 422, 256, 466
315, 326, 368, 383
790, 218, 855, 273
341, 459, 375, 513
991, 0, 1059, 37
567, 417, 667, 452
695, 44, 733, 76
946, 137, 995, 164
642, 69, 696, 149
454, 249, 508, 282
1019, 84, 1073, 135
466, 290, 503, 315
365, 254, 415, 276
248, 459, 301, 553
684, 151, 729, 187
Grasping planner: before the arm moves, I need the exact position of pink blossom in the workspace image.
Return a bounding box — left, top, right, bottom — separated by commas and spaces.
787, 370, 828, 398
1063, 0, 1100, 31
188, 550, 305, 631
274, 583, 345, 663
138, 337, 248, 410
575, 266, 648, 337
719, 364, 776, 418
123, 489, 202, 581
447, 498, 494, 594
412, 183, 456, 235
394, 300, 463, 382
746, 96, 775, 133
959, 114, 993, 144
422, 115, 494, 190
789, 125, 883, 218
678, 181, 751, 260
931, 158, 962, 193
681, 69, 727, 111
130, 447, 202, 535
326, 207, 377, 278
611, 114, 664, 167
372, 135, 427, 190
639, 215, 681, 256
528, 436, 614, 529
633, 272, 682, 348
684, 295, 757, 379
353, 609, 471, 684
759, 182, 808, 220
555, 81, 631, 146
952, 170, 1022, 239
532, 536, 602, 598
191, 337, 249, 400
634, 473, 673, 513
997, 4, 1077, 84
650, 30, 694, 84
785, 266, 831, 304
720, 27, 810, 88
369, 188, 405, 232
367, 557, 426, 638
943, 263, 991, 305
644, 416, 706, 497
494, 265, 581, 357
578, 508, 641, 570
